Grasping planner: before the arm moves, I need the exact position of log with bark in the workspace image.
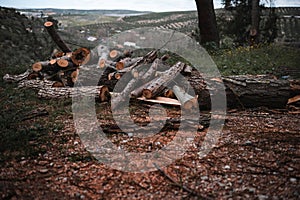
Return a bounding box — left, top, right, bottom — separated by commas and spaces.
44, 21, 72, 53
38, 85, 110, 101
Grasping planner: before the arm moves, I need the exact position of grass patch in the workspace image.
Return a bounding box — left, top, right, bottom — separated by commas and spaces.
211, 44, 300, 76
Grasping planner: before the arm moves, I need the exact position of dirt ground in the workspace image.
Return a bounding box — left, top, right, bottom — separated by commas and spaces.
1, 102, 299, 199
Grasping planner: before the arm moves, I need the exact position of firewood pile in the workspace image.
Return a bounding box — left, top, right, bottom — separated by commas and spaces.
3, 21, 300, 110
3, 21, 200, 110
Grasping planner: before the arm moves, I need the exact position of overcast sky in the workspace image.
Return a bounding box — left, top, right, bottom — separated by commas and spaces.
0, 0, 299, 12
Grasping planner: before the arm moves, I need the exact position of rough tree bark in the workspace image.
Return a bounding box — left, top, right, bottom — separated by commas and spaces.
195, 0, 220, 46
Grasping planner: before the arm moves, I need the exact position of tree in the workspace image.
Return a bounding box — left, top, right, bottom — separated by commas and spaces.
195, 0, 220, 46
250, 0, 260, 45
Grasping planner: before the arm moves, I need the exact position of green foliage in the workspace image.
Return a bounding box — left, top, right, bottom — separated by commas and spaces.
217, 1, 278, 46
211, 44, 300, 76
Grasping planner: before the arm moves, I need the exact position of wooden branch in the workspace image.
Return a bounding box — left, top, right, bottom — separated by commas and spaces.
44, 21, 72, 53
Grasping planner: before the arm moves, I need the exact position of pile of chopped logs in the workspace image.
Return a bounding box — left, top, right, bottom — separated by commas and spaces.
3, 21, 300, 110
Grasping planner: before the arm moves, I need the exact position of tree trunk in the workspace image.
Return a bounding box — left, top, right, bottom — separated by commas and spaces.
195, 0, 220, 46
250, 0, 260, 45
187, 74, 299, 109
224, 0, 231, 10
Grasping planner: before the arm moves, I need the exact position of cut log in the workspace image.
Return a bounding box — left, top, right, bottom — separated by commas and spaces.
109, 50, 122, 61
27, 72, 41, 80
57, 59, 70, 68
109, 49, 133, 62
37, 85, 110, 101
71, 47, 91, 66
32, 62, 43, 72
142, 62, 185, 99
70, 70, 79, 83
44, 21, 72, 53
172, 85, 198, 110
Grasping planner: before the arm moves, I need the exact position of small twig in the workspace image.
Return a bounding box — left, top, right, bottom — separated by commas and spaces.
153, 163, 210, 199
21, 108, 49, 121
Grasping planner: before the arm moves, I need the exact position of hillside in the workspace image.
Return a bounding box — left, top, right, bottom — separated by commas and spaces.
0, 7, 56, 77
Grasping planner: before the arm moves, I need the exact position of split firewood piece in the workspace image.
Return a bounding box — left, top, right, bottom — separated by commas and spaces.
3, 69, 32, 82
37, 86, 110, 101
172, 85, 198, 110
71, 47, 91, 66
142, 62, 185, 99
44, 21, 72, 53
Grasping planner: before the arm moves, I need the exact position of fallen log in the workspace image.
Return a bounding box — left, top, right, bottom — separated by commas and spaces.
188, 74, 300, 109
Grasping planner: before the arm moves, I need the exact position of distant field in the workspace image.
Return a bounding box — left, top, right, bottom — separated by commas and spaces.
55, 14, 118, 27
